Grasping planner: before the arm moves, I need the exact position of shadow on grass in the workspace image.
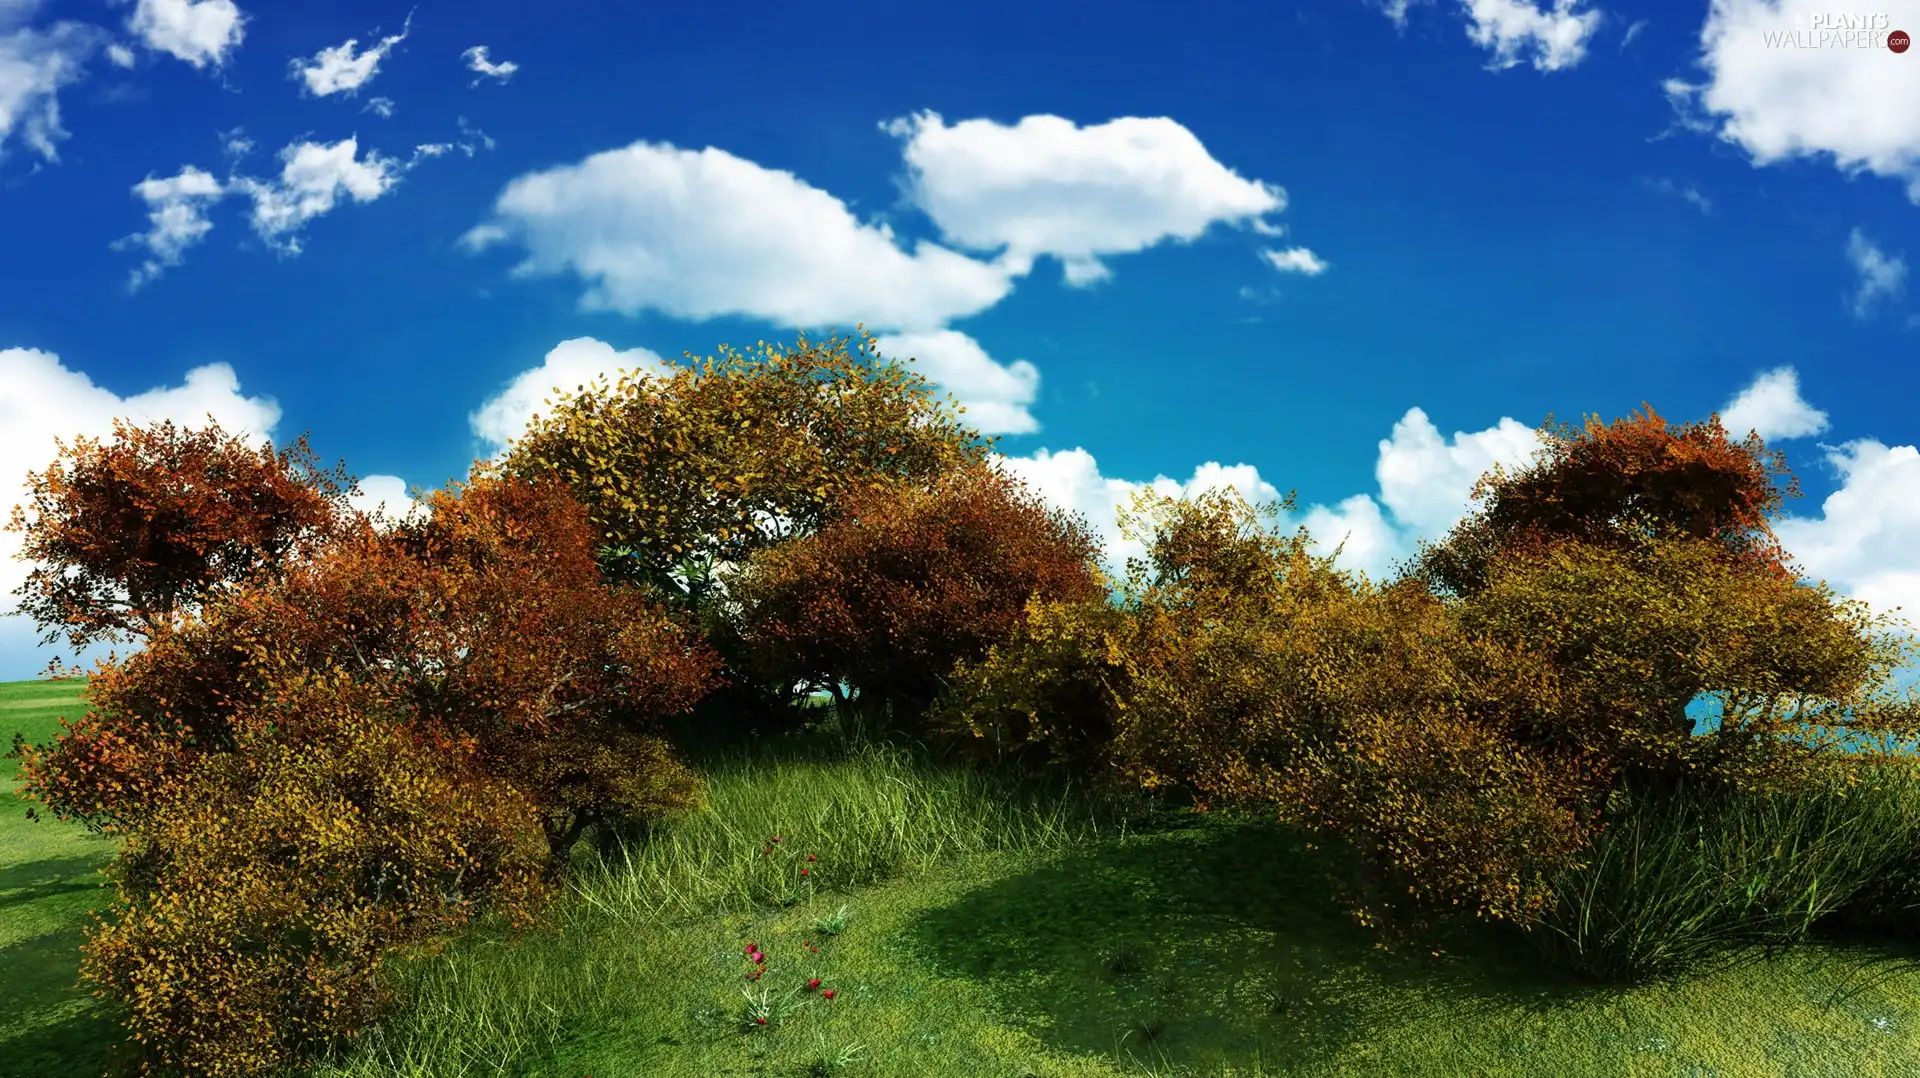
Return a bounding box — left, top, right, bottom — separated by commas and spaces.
904, 811, 1615, 1074
0, 853, 111, 911
0, 917, 127, 1078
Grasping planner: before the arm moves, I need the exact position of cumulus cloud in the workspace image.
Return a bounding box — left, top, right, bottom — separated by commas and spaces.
1666, 0, 1920, 200
290, 11, 410, 98
464, 140, 1021, 331
1261, 246, 1330, 275
462, 44, 516, 86
105, 41, 135, 67
469, 117, 1305, 427
873, 330, 1041, 436
998, 449, 1287, 572
1719, 366, 1830, 441
1777, 440, 1920, 630
123, 0, 244, 69
0, 348, 277, 678
1847, 228, 1908, 319
1462, 0, 1604, 71
997, 407, 1545, 580
1372, 407, 1545, 536
344, 473, 425, 527
883, 111, 1288, 287
113, 165, 225, 290
469, 337, 674, 458
0, 16, 102, 162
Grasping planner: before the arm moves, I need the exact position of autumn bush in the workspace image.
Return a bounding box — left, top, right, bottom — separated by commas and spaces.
10, 421, 718, 1075
729, 464, 1104, 736
933, 596, 1135, 774
942, 409, 1920, 958
81, 674, 551, 1078
498, 330, 993, 742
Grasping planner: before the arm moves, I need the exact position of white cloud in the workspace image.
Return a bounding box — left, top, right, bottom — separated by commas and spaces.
344, 473, 423, 527
1848, 228, 1908, 319
469, 337, 674, 458
1719, 366, 1830, 441
1777, 439, 1920, 630
290, 12, 410, 98
462, 44, 516, 86
1261, 246, 1331, 275
465, 139, 1021, 331
872, 330, 1041, 436
997, 449, 1287, 572
998, 407, 1545, 581
1666, 0, 1920, 200
1373, 407, 1545, 537
106, 41, 135, 67
1621, 17, 1648, 49
1462, 0, 1603, 71
883, 111, 1288, 287
114, 165, 225, 289
232, 137, 404, 255
363, 95, 395, 118
0, 17, 101, 162
124, 0, 244, 70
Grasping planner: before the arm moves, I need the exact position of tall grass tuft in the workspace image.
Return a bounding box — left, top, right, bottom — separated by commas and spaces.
1528, 756, 1920, 982
313, 741, 1145, 1078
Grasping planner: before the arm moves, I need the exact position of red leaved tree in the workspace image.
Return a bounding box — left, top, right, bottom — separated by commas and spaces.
6, 417, 358, 670
1412, 405, 1799, 599
729, 464, 1104, 733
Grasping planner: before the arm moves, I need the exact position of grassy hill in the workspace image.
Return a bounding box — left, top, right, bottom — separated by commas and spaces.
1, 677, 124, 1078
8, 676, 1920, 1078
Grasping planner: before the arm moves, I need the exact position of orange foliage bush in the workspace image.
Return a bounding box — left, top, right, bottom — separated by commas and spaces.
11, 446, 717, 1075
1413, 405, 1799, 598
6, 418, 355, 663
730, 465, 1104, 727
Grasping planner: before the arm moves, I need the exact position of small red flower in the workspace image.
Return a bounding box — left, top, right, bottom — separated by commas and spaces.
755, 953, 766, 964
821, 989, 836, 1000
772, 835, 783, 843
799, 868, 809, 876
806, 853, 818, 862
807, 978, 821, 990
755, 1016, 767, 1025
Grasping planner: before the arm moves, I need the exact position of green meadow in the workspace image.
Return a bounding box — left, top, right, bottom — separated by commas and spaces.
10, 677, 1920, 1078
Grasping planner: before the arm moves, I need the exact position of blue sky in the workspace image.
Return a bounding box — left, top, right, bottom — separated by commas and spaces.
1, 0, 1917, 680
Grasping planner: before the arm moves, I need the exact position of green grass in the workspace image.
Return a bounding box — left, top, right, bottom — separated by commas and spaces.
0, 677, 126, 1078
11, 679, 1920, 1078
311, 745, 1920, 1078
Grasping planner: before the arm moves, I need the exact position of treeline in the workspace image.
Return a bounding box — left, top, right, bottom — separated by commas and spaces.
8, 331, 1918, 1076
